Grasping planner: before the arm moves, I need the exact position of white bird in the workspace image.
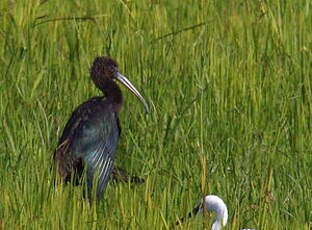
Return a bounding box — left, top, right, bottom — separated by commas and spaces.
177, 195, 256, 230
176, 195, 228, 230
200, 195, 228, 230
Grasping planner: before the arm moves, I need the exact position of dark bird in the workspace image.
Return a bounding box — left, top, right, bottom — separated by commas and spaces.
54, 56, 148, 199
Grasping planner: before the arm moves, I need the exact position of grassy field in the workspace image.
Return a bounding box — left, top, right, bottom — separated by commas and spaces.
0, 0, 311, 229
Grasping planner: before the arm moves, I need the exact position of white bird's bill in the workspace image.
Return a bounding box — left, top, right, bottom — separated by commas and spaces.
115, 72, 149, 112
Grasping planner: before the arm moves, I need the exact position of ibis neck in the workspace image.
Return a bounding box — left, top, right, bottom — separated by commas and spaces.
98, 79, 123, 112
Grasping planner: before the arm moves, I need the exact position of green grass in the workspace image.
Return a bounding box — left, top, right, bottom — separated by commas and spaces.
0, 0, 311, 229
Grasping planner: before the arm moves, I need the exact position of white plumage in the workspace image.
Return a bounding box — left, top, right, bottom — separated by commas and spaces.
199, 195, 228, 230
187, 195, 255, 230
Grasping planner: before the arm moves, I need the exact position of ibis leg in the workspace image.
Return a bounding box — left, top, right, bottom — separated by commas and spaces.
111, 166, 145, 184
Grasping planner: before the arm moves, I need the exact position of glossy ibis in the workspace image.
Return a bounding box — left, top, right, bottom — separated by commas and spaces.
54, 56, 148, 199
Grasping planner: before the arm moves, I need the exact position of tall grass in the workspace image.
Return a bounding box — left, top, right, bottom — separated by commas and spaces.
0, 0, 311, 229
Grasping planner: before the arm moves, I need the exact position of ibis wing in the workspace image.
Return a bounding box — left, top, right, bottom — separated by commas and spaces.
82, 116, 119, 199
54, 98, 98, 182
54, 97, 120, 199
54, 136, 83, 182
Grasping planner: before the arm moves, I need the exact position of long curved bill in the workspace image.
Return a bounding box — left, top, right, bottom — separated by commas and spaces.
116, 72, 149, 112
